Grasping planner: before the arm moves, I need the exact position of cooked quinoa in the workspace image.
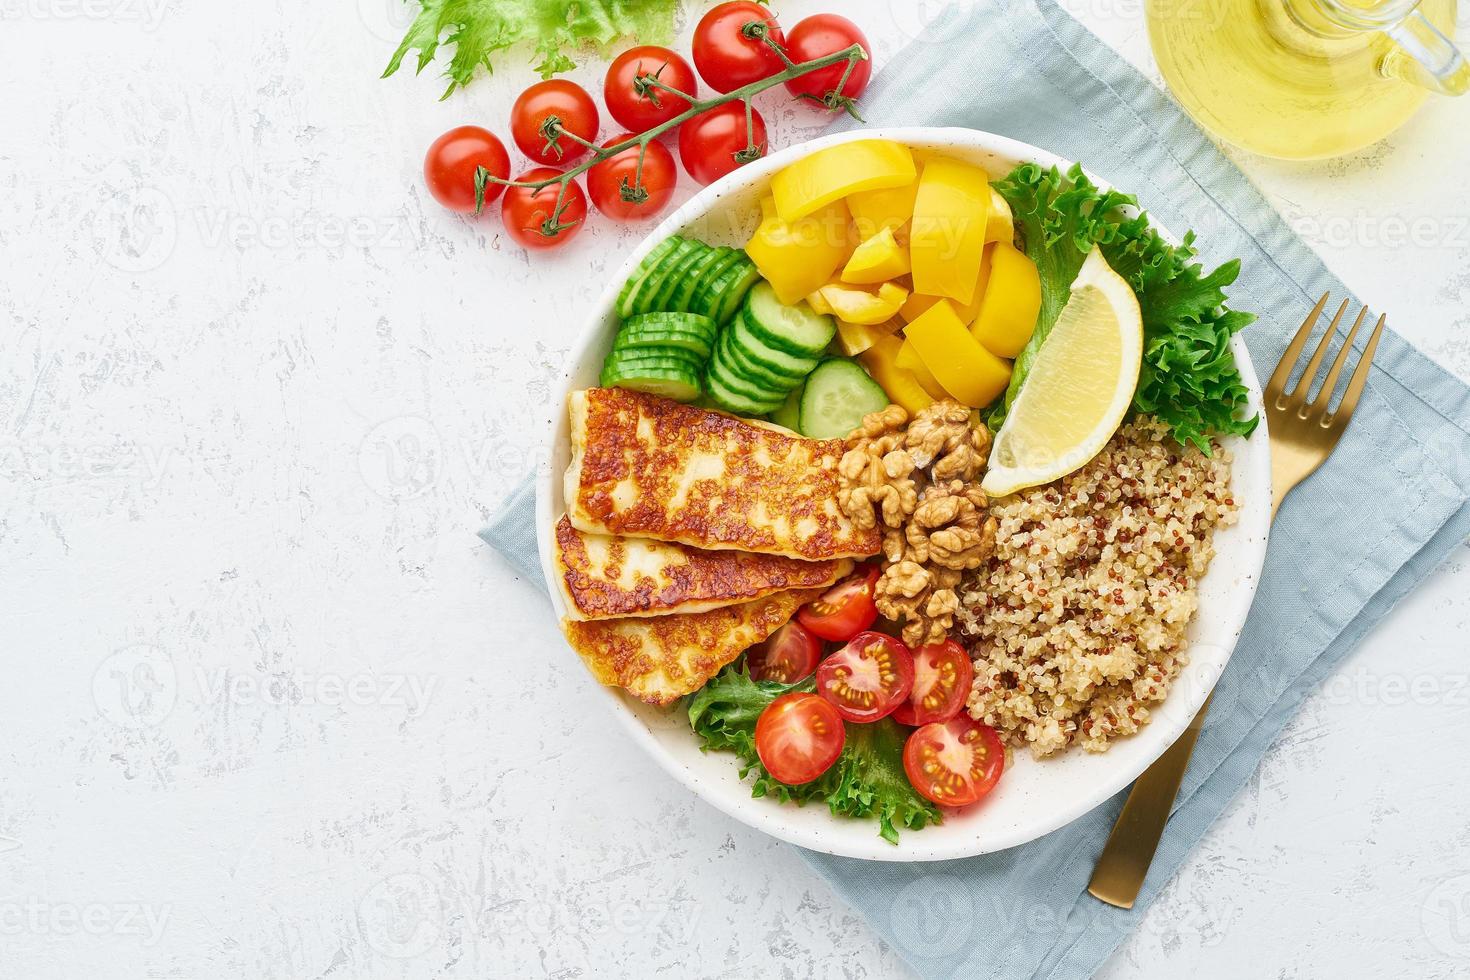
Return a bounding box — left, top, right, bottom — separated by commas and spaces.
956, 419, 1237, 757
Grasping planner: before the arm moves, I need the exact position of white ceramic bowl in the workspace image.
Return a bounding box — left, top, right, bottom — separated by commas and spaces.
536, 127, 1271, 862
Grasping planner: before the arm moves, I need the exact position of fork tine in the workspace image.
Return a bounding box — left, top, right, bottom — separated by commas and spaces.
1295, 298, 1352, 408
1330, 312, 1387, 424
1268, 292, 1332, 399
1309, 305, 1370, 414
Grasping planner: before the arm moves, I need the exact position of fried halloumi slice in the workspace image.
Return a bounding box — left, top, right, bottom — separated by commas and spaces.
564, 387, 881, 561
555, 516, 849, 620
561, 588, 823, 705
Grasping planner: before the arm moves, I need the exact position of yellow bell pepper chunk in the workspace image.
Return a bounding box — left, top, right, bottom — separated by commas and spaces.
971, 242, 1042, 358
898, 244, 995, 326
905, 299, 1012, 407
805, 288, 835, 317
841, 227, 911, 285
835, 317, 903, 357
745, 195, 853, 306
987, 188, 1014, 244
895, 339, 949, 400
771, 140, 917, 223
846, 167, 920, 240
909, 158, 992, 306
858, 334, 935, 416
818, 281, 909, 326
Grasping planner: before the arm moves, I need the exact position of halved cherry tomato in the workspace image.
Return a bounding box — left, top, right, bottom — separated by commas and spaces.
586, 135, 677, 221
892, 639, 974, 727
903, 717, 1005, 808
755, 692, 846, 785
746, 620, 823, 683
692, 1, 787, 94
501, 168, 587, 250
510, 79, 600, 166
815, 631, 914, 723
797, 565, 879, 642
423, 126, 510, 213
604, 46, 698, 131
783, 14, 873, 109
677, 102, 767, 186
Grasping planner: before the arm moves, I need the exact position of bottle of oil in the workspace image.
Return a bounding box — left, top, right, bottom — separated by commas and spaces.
1147, 0, 1466, 159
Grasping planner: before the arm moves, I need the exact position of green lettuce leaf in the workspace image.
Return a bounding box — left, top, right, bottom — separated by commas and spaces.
688, 666, 941, 842
988, 163, 1258, 452
383, 0, 683, 98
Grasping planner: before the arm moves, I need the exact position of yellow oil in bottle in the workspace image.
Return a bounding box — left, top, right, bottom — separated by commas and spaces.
1147, 0, 1458, 159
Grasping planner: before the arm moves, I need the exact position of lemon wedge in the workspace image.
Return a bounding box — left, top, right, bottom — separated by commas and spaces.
981, 247, 1142, 498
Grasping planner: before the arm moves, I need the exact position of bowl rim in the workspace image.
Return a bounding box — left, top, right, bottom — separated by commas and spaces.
534, 126, 1272, 862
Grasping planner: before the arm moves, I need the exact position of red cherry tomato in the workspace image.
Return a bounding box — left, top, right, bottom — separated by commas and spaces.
677, 102, 767, 186
892, 640, 975, 727
423, 126, 510, 213
604, 46, 698, 131
586, 135, 678, 222
746, 620, 823, 683
755, 693, 846, 785
783, 14, 872, 109
816, 631, 915, 723
501, 168, 587, 250
797, 565, 879, 642
692, 1, 788, 93
903, 717, 1005, 808
510, 79, 600, 166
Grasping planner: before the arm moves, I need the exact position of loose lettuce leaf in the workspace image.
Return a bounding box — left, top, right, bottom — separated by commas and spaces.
383, 0, 683, 98
688, 666, 941, 843
989, 163, 1258, 452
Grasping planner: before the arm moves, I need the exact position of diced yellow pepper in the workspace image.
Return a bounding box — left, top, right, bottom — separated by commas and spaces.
909, 158, 992, 306
858, 334, 935, 416
898, 244, 995, 326
895, 339, 949, 400
834, 317, 903, 357
745, 195, 853, 306
819, 281, 909, 325
841, 227, 911, 285
806, 288, 835, 317
771, 140, 917, 223
847, 167, 920, 240
905, 299, 1012, 407
971, 242, 1042, 358
987, 188, 1014, 244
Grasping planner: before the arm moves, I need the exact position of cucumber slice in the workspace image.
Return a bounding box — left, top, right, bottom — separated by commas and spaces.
798, 358, 891, 439
616, 237, 682, 318
602, 346, 704, 377
688, 249, 745, 321
601, 356, 703, 403
667, 246, 730, 313
614, 325, 716, 360
647, 241, 712, 312
709, 257, 762, 325
625, 239, 701, 317
705, 370, 784, 417
721, 321, 805, 392
710, 334, 788, 404
742, 281, 837, 357
769, 385, 804, 431
620, 311, 718, 338
729, 310, 820, 382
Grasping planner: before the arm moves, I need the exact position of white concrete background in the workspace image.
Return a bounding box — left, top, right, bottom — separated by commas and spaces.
3, 0, 1469, 977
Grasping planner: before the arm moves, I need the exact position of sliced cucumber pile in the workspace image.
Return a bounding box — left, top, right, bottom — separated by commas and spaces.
615, 235, 760, 323
703, 282, 833, 416
798, 359, 891, 439
600, 311, 717, 403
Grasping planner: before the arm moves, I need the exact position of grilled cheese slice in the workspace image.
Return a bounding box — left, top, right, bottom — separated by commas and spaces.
555, 516, 849, 620
564, 387, 881, 561
562, 588, 823, 705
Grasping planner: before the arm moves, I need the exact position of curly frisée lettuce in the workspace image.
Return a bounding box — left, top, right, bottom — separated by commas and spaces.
384, 0, 683, 98
989, 163, 1258, 453
688, 667, 941, 844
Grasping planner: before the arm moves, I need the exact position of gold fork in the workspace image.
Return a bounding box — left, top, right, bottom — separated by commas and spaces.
1086, 292, 1387, 909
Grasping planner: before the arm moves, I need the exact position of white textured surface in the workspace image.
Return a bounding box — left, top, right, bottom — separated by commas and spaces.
2, 1, 1469, 977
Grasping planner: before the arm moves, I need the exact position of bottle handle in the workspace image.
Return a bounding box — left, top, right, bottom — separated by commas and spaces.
1380, 9, 1470, 95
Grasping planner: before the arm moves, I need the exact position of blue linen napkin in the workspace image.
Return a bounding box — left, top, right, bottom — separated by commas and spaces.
481, 1, 1470, 975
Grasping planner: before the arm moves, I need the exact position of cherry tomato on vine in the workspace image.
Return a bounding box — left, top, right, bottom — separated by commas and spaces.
891, 639, 974, 727
755, 692, 846, 785
692, 1, 788, 93
678, 102, 767, 186
510, 80, 600, 166
423, 126, 510, 214
783, 14, 872, 110
797, 565, 880, 642
604, 46, 698, 131
746, 620, 823, 683
815, 631, 914, 724
501, 167, 587, 250
903, 717, 1005, 808
586, 134, 678, 221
